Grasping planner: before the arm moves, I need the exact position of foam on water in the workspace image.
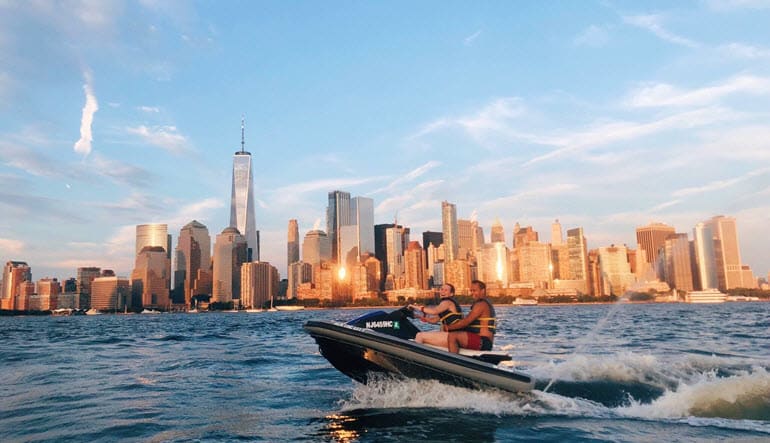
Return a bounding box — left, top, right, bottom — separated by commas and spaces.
338, 351, 770, 433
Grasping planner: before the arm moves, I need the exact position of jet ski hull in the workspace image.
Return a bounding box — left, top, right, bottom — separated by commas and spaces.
304, 320, 535, 393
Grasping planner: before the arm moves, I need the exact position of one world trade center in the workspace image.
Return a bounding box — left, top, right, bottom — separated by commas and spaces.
230, 118, 258, 261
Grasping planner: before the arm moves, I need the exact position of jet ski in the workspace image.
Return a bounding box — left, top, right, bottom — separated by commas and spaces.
304, 306, 535, 393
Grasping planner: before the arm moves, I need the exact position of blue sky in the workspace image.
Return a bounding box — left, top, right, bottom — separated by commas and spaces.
2, 0, 770, 281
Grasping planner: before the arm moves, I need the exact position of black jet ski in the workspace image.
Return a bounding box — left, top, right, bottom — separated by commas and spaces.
304, 307, 535, 393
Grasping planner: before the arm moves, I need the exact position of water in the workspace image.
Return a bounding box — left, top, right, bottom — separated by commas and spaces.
1, 303, 769, 442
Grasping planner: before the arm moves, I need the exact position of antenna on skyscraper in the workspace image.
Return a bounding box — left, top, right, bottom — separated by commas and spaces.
240, 115, 245, 153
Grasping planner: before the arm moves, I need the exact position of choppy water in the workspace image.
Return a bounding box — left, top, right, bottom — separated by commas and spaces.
1, 302, 769, 442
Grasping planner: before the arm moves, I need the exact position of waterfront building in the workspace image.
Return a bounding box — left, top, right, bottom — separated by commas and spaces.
302, 230, 331, 267
363, 255, 381, 293
636, 222, 675, 272
91, 276, 131, 311
76, 267, 101, 297
566, 227, 589, 293
663, 233, 695, 292
703, 215, 746, 291
136, 223, 172, 290
174, 220, 211, 306
693, 222, 718, 290
490, 218, 505, 244
444, 259, 471, 294
327, 190, 351, 263
349, 196, 375, 259
287, 219, 300, 267
241, 261, 279, 309
131, 246, 171, 309
385, 225, 406, 286
2, 261, 31, 310
404, 241, 428, 290
513, 224, 539, 248
422, 231, 443, 249
512, 241, 551, 288
287, 261, 312, 299
212, 227, 248, 304
457, 219, 474, 259
478, 242, 509, 287
441, 201, 459, 262
551, 219, 563, 246
597, 245, 636, 296
37, 278, 61, 311
230, 119, 259, 262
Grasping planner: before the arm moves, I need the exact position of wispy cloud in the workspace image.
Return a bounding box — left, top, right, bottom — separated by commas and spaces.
126, 125, 189, 154
625, 74, 770, 108
717, 42, 770, 59
273, 176, 387, 198
90, 153, 155, 187
0, 237, 25, 255
481, 183, 579, 210
573, 25, 610, 47
523, 106, 739, 166
672, 167, 770, 198
623, 14, 699, 48
74, 70, 98, 156
138, 105, 160, 113
373, 161, 441, 194
464, 30, 482, 46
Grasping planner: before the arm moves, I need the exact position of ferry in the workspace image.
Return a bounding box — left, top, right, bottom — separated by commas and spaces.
512, 297, 538, 306
686, 289, 727, 304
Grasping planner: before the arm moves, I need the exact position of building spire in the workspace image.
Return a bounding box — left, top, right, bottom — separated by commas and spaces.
240, 115, 245, 153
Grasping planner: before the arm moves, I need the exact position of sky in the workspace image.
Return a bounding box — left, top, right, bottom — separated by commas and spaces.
1, 0, 770, 282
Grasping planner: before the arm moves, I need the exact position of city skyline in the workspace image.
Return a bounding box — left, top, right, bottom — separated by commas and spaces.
2, 2, 770, 281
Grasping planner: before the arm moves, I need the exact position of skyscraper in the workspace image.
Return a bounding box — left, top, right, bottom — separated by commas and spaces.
663, 233, 695, 292
404, 241, 428, 290
2, 261, 31, 310
302, 230, 331, 267
551, 219, 563, 246
212, 227, 248, 304
131, 246, 171, 308
704, 215, 745, 290
693, 222, 718, 290
441, 201, 459, 261
174, 220, 211, 306
287, 219, 300, 266
241, 261, 279, 309
327, 190, 351, 263
566, 227, 589, 293
230, 119, 258, 262
136, 224, 170, 256
490, 218, 505, 243
350, 196, 375, 257
636, 222, 675, 265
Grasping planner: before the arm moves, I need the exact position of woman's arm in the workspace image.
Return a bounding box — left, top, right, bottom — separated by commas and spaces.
445, 303, 482, 331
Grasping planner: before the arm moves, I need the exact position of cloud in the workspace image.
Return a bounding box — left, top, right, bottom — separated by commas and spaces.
523, 106, 739, 166
90, 153, 155, 187
573, 25, 610, 47
481, 184, 579, 210
126, 125, 189, 154
717, 43, 770, 59
0, 237, 25, 255
138, 105, 160, 113
73, 71, 98, 156
625, 75, 770, 108
707, 0, 770, 11
373, 161, 442, 194
273, 176, 387, 196
623, 14, 699, 48
672, 168, 770, 198
464, 30, 482, 46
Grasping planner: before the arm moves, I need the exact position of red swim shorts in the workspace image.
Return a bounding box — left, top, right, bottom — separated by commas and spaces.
465, 332, 493, 351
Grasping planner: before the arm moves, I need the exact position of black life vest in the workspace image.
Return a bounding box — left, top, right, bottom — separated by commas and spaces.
437, 296, 463, 325
465, 298, 496, 335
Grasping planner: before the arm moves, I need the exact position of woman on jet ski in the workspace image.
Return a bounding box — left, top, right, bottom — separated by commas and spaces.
408, 283, 463, 347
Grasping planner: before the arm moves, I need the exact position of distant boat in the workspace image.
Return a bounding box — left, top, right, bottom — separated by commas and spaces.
52, 308, 74, 316
85, 308, 102, 315
726, 295, 760, 302
141, 308, 161, 314
188, 308, 199, 314
686, 289, 727, 304
245, 308, 264, 313
512, 298, 538, 306
275, 305, 305, 311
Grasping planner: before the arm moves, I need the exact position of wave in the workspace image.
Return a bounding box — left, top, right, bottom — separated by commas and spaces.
337, 352, 770, 431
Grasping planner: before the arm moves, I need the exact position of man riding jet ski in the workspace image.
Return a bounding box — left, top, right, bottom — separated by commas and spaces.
303, 287, 534, 393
